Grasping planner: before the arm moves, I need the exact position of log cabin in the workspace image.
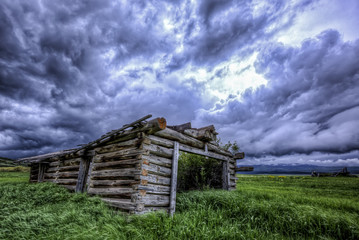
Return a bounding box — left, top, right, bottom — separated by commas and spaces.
17, 115, 244, 215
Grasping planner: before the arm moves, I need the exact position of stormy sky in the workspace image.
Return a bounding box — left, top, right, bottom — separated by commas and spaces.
1, 0, 358, 166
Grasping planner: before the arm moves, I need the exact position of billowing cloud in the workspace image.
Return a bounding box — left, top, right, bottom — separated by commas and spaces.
196, 30, 359, 160
0, 0, 358, 165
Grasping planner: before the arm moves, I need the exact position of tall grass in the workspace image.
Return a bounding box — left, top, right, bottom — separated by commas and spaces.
0, 172, 358, 239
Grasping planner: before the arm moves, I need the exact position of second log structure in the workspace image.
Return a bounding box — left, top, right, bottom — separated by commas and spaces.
18, 115, 245, 215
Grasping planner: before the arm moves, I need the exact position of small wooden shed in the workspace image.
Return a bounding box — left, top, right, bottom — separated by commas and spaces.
18, 115, 244, 214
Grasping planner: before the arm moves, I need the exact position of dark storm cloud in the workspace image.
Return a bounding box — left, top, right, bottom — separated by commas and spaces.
196, 30, 359, 157
0, 0, 333, 160
170, 0, 313, 68
0, 0, 183, 158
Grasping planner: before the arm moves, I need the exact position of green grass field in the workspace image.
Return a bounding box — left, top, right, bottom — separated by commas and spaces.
0, 172, 358, 239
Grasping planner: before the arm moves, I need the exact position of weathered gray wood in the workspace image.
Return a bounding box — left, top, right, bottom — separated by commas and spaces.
94, 138, 141, 154
132, 194, 170, 206
136, 184, 171, 194
76, 157, 91, 193
86, 160, 94, 192
94, 148, 146, 162
17, 149, 77, 164
37, 163, 46, 182
155, 128, 204, 148
60, 158, 81, 166
147, 135, 174, 148
90, 168, 141, 178
142, 143, 173, 158
45, 172, 78, 179
222, 161, 229, 190
90, 179, 139, 187
167, 122, 191, 132
87, 187, 134, 196
169, 141, 179, 216
92, 159, 141, 170
179, 144, 232, 161
46, 166, 59, 173
142, 163, 172, 177
154, 129, 232, 158
207, 143, 233, 157
204, 143, 208, 159
48, 165, 79, 172
137, 173, 171, 186
141, 154, 172, 168
183, 128, 215, 141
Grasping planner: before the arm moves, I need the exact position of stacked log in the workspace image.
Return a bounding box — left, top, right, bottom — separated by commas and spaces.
133, 138, 173, 214
43, 155, 81, 191
20, 116, 240, 214
87, 137, 145, 213
29, 163, 39, 183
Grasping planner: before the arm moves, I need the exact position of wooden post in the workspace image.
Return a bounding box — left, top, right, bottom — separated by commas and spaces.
37, 163, 46, 183
204, 143, 208, 159
76, 156, 91, 193
169, 141, 179, 216
86, 158, 94, 192
222, 160, 229, 190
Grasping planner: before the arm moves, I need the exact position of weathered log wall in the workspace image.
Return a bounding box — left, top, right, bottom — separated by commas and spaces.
43, 155, 81, 191
86, 137, 145, 213
24, 117, 239, 214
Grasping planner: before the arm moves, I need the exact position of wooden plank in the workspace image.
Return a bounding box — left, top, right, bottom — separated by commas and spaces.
46, 166, 60, 173
142, 163, 171, 177
155, 128, 204, 148
136, 184, 171, 194
169, 141, 179, 216
92, 159, 141, 170
94, 138, 140, 154
76, 157, 91, 193
17, 149, 77, 164
90, 179, 139, 187
48, 165, 79, 172
222, 161, 229, 190
37, 163, 46, 183
90, 168, 141, 178
141, 154, 172, 168
132, 193, 170, 206
86, 159, 94, 192
93, 148, 146, 162
142, 143, 173, 158
179, 144, 232, 161
147, 135, 174, 148
45, 172, 78, 178
137, 174, 171, 186
183, 128, 215, 141
154, 128, 232, 157
60, 158, 81, 166
167, 122, 191, 132
207, 143, 233, 157
87, 187, 134, 196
